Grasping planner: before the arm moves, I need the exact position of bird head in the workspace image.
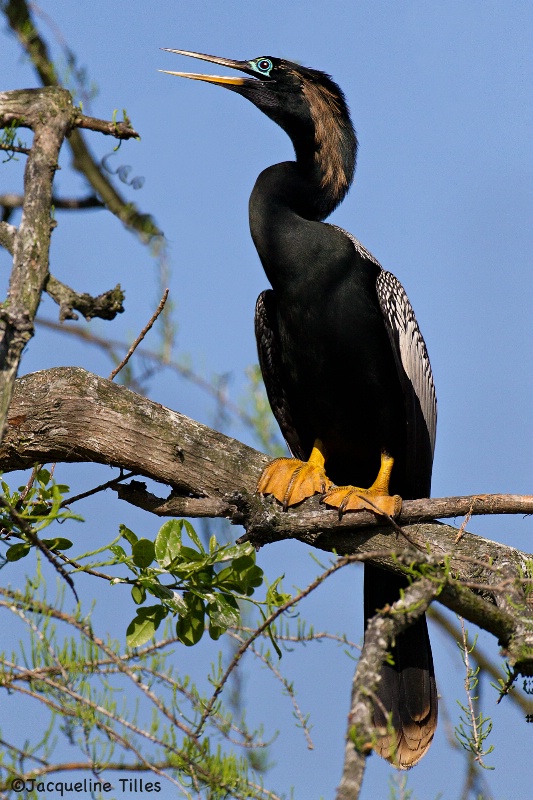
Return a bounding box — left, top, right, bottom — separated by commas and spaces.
161, 49, 357, 212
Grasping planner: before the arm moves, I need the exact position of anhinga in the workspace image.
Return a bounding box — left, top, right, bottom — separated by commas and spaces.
162, 49, 438, 768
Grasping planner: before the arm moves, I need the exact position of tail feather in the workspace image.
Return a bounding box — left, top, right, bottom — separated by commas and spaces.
364, 564, 437, 769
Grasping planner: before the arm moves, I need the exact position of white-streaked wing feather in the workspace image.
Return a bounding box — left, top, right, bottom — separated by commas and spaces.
375, 269, 437, 456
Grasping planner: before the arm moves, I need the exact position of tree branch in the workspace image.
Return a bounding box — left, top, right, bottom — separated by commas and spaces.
0, 87, 73, 442
336, 577, 440, 799
0, 193, 104, 211
5, 0, 161, 241
44, 274, 125, 322
0, 86, 152, 441
1, 366, 532, 667
3, 0, 160, 242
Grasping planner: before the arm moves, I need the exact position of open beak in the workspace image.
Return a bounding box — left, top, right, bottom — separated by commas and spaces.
160, 48, 257, 87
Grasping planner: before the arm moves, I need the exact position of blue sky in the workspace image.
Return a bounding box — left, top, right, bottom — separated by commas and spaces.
1, 2, 532, 798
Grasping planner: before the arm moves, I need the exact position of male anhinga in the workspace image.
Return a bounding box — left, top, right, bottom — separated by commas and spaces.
162, 49, 438, 768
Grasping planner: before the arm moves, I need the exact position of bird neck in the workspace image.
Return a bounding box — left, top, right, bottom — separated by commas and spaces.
249, 103, 357, 288
248, 162, 341, 290
289, 80, 357, 220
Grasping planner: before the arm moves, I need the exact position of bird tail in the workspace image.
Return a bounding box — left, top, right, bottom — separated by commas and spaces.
364, 564, 438, 769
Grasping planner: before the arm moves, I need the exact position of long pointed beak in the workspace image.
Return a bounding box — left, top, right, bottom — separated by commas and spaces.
160, 48, 254, 87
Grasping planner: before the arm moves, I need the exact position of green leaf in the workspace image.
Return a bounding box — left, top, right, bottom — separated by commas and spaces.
126, 604, 166, 648
266, 576, 291, 608
154, 519, 182, 568
41, 537, 73, 551
178, 545, 204, 562
208, 623, 225, 641
109, 544, 128, 560
6, 542, 31, 562
176, 593, 205, 646
132, 538, 155, 568
207, 594, 240, 630
181, 519, 205, 553
36, 468, 51, 486
146, 581, 174, 600
195, 566, 215, 586
165, 592, 188, 615
216, 554, 264, 596
170, 547, 210, 579
120, 524, 138, 546
207, 594, 240, 640
213, 541, 254, 564
131, 584, 146, 604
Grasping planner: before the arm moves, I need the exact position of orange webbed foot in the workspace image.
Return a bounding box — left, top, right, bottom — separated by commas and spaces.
322, 452, 402, 517
257, 440, 332, 509
322, 486, 401, 516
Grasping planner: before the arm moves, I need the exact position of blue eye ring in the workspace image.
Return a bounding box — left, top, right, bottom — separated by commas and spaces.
251, 57, 273, 76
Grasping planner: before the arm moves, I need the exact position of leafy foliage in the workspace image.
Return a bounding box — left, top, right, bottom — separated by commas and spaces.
0, 469, 81, 563
119, 519, 265, 648
455, 621, 494, 769
0, 577, 282, 800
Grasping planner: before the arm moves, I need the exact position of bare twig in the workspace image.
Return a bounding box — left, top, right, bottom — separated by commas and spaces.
109, 288, 169, 381
0, 142, 30, 155
0, 192, 104, 211
228, 630, 315, 749
456, 505, 474, 543
59, 470, 136, 508
73, 113, 139, 139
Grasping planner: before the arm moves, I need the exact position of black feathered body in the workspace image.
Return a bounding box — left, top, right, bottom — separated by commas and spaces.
251, 159, 437, 768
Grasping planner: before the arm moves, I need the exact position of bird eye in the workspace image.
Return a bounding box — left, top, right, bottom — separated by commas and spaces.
252, 58, 273, 75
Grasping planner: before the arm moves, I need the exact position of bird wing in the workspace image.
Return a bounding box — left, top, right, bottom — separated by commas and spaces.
254, 289, 306, 460
332, 224, 436, 495
375, 268, 437, 496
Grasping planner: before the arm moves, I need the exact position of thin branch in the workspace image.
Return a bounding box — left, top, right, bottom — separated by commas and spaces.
0, 192, 104, 211
109, 288, 169, 380
73, 113, 139, 139
59, 470, 137, 508
228, 630, 315, 749
0, 141, 30, 155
